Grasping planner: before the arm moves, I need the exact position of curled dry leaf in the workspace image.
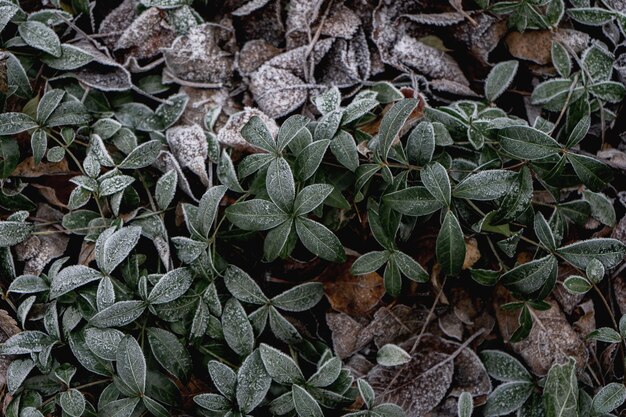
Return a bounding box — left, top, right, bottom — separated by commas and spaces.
321, 255, 385, 317
164, 23, 235, 84
505, 29, 590, 65
12, 157, 70, 177
15, 205, 68, 276
166, 124, 209, 186
462, 238, 481, 270
494, 286, 588, 376
115, 7, 176, 60
451, 13, 507, 65
0, 309, 20, 391
216, 107, 278, 152
98, 0, 138, 49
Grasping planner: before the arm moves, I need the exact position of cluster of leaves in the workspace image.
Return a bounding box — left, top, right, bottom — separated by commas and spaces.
1, 1, 626, 417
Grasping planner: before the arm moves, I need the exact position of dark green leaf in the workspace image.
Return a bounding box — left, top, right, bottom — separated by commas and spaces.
436, 211, 465, 276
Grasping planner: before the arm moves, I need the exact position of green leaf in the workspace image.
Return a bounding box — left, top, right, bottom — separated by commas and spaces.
116, 335, 146, 395
208, 360, 236, 399
147, 327, 192, 381
19, 21, 62, 57
267, 157, 296, 212
551, 41, 571, 77
194, 394, 231, 411
530, 78, 577, 106
268, 306, 301, 344
118, 140, 161, 169
308, 357, 341, 388
218, 150, 244, 192
436, 211, 465, 276
421, 162, 451, 206
563, 275, 592, 294
224, 265, 268, 305
567, 153, 612, 192
543, 358, 578, 417
7, 358, 35, 395
59, 389, 86, 417
0, 137, 20, 178
30, 129, 47, 165
453, 170, 517, 201
259, 343, 305, 384
342, 98, 378, 125
330, 130, 359, 172
586, 258, 605, 283
277, 115, 309, 151
0, 331, 54, 355
498, 126, 561, 160
50, 265, 102, 299
314, 110, 342, 141
99, 174, 135, 197
314, 87, 341, 114
197, 185, 227, 237
97, 226, 142, 275
587, 327, 621, 343
589, 81, 626, 103
236, 349, 271, 413
376, 344, 411, 366
296, 139, 330, 181
406, 122, 435, 165
557, 238, 626, 269
393, 251, 428, 282
351, 251, 389, 275
41, 44, 94, 70
154, 169, 178, 210
226, 199, 288, 231
0, 2, 19, 33
583, 190, 616, 227
89, 300, 146, 328
357, 379, 375, 409
484, 381, 533, 417
485, 60, 518, 102
568, 7, 615, 26
99, 398, 140, 417
501, 255, 557, 295
565, 115, 590, 148
292, 384, 324, 417
222, 298, 255, 356
264, 220, 294, 262
480, 350, 532, 382
84, 327, 124, 361
457, 392, 473, 417
379, 99, 419, 160
383, 187, 443, 216
295, 217, 345, 262
534, 212, 556, 251
143, 396, 169, 417
241, 115, 276, 153
148, 268, 193, 304
36, 89, 65, 124
592, 382, 626, 414
0, 113, 38, 135
491, 166, 533, 224
583, 44, 613, 82
271, 282, 324, 312
294, 184, 333, 216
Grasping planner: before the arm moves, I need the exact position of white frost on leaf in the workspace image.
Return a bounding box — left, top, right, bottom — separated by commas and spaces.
166, 124, 209, 186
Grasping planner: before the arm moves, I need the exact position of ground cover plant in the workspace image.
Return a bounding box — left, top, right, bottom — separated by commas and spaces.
2, 0, 626, 416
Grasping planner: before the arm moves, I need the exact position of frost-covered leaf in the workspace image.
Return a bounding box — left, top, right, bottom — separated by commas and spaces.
222, 298, 255, 356
293, 184, 333, 216
155, 169, 177, 211
377, 344, 411, 366
226, 199, 288, 231
421, 162, 451, 206
259, 343, 304, 384
98, 226, 142, 275
480, 350, 532, 382
147, 327, 192, 381
0, 331, 54, 355
224, 265, 268, 305
7, 358, 35, 394
483, 381, 533, 417
293, 384, 323, 417
383, 187, 443, 217
407, 122, 435, 165
119, 140, 161, 169
271, 282, 324, 312
436, 211, 465, 276
557, 238, 626, 270
85, 327, 124, 361
236, 349, 271, 413
592, 382, 626, 414
267, 157, 295, 212
457, 392, 473, 417
50, 265, 102, 298
89, 300, 146, 328
0, 113, 38, 135
165, 124, 209, 185
59, 389, 86, 417
378, 99, 419, 160
485, 60, 518, 102
498, 126, 561, 160
148, 268, 193, 304
19, 21, 62, 57
295, 217, 345, 262
543, 358, 578, 417
41, 44, 94, 70
116, 335, 146, 395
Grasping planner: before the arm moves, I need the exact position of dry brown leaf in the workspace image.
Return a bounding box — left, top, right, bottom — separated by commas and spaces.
462, 238, 481, 270
115, 7, 176, 60
13, 158, 70, 177
216, 107, 278, 152
321, 256, 385, 317
494, 286, 588, 376
326, 312, 365, 359
166, 124, 209, 186
164, 23, 235, 84
98, 0, 138, 49
0, 309, 20, 393
505, 29, 589, 65
238, 39, 282, 76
